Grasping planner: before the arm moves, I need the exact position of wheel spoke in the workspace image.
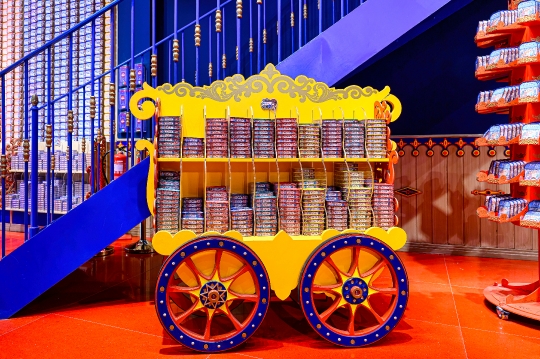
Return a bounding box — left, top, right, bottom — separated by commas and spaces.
174, 301, 198, 325
364, 302, 385, 324
222, 304, 243, 330
362, 259, 385, 281
228, 289, 258, 302
347, 247, 361, 277
184, 257, 212, 283
204, 309, 214, 340
370, 286, 397, 295
221, 264, 249, 284
312, 283, 341, 293
169, 285, 199, 293
319, 297, 343, 323
348, 305, 356, 335
324, 257, 347, 280
212, 249, 223, 280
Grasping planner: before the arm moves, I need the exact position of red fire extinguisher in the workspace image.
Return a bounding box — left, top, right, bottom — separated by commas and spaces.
114, 144, 127, 180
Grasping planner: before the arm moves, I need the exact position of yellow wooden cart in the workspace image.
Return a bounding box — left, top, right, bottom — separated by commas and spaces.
130, 65, 408, 352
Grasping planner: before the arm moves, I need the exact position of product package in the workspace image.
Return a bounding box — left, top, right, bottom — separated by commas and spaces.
519, 122, 540, 144
518, 41, 540, 63
519, 81, 540, 102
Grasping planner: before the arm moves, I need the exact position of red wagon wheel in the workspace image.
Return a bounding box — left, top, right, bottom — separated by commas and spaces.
156, 236, 270, 352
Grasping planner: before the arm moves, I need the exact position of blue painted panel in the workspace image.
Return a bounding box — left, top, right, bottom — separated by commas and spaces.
0, 158, 150, 319
277, 0, 454, 86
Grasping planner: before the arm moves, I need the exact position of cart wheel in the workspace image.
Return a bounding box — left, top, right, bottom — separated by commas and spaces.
156, 235, 270, 352
299, 233, 408, 347
496, 306, 509, 320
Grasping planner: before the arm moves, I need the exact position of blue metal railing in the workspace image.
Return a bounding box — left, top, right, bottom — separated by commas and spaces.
0, 0, 369, 258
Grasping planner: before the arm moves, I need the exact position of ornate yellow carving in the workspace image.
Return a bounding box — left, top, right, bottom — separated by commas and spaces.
129, 69, 136, 91
263, 28, 267, 43
209, 62, 213, 78
45, 124, 52, 148
151, 54, 158, 77
304, 3, 308, 19
90, 96, 96, 119
222, 53, 226, 69
249, 38, 253, 52
67, 110, 74, 133
129, 64, 401, 139
291, 11, 295, 27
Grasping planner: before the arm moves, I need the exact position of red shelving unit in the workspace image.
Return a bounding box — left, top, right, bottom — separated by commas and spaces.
475, 1, 540, 321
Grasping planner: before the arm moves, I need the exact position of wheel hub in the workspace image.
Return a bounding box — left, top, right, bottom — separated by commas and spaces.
342, 277, 368, 304
200, 281, 227, 309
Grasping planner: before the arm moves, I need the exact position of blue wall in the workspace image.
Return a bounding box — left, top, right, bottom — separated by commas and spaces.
337, 0, 504, 136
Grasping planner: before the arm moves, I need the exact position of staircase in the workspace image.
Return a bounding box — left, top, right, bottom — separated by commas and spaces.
0, 0, 467, 318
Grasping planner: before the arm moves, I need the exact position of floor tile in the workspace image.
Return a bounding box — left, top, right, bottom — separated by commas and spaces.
0, 315, 46, 336
404, 281, 459, 326
444, 256, 538, 289
461, 327, 540, 359
397, 252, 449, 285
452, 285, 540, 339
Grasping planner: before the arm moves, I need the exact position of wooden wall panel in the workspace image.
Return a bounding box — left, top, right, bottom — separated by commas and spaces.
395, 145, 537, 252
416, 151, 433, 243
400, 147, 417, 242
430, 148, 448, 244
463, 148, 481, 247
447, 146, 464, 245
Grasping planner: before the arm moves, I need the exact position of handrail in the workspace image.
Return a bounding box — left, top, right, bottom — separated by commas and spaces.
0, 0, 124, 77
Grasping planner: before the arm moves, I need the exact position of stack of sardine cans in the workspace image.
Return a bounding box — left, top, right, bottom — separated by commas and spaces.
326, 186, 348, 231
252, 182, 278, 236
230, 117, 252, 158
253, 119, 275, 158
293, 168, 326, 236
343, 119, 365, 158
181, 197, 204, 234
157, 117, 181, 158
230, 193, 254, 236
322, 120, 343, 158
155, 171, 181, 233
205, 186, 230, 233
205, 118, 229, 158
365, 119, 388, 158
373, 183, 395, 230
276, 118, 298, 158
182, 137, 204, 158
298, 124, 321, 158
275, 182, 301, 235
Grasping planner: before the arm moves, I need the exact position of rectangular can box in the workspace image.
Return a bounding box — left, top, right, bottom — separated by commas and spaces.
119, 65, 129, 88
119, 88, 128, 110
135, 63, 145, 86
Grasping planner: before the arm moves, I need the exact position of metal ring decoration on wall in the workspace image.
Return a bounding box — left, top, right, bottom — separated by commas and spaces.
299, 233, 408, 347
155, 235, 270, 352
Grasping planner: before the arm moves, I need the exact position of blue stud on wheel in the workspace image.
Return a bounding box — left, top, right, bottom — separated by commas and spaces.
299, 233, 408, 347
155, 235, 271, 352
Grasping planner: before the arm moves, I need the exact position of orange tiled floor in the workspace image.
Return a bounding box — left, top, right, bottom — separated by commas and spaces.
1, 237, 539, 359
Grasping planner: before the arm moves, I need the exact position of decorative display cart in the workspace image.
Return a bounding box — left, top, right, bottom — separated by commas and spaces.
475, 1, 540, 322
129, 65, 408, 352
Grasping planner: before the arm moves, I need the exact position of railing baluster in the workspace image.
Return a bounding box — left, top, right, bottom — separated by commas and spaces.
209, 18, 212, 83
30, 95, 39, 238
110, 9, 116, 179
23, 61, 29, 241
263, 2, 266, 67
51, 102, 55, 218
257, 0, 261, 73
168, 40, 172, 84
216, 1, 221, 80
46, 47, 52, 223
90, 20, 96, 195
303, 0, 307, 45
291, 0, 295, 55
249, 0, 252, 76
278, 0, 281, 62
173, 0, 178, 84
67, 34, 73, 212
298, 0, 302, 49
151, 0, 157, 138
236, 0, 241, 75
223, 8, 226, 79
319, 0, 323, 34
196, 0, 200, 85
82, 87, 86, 199
130, 0, 136, 167
1, 75, 6, 257
341, 0, 344, 19
182, 31, 185, 82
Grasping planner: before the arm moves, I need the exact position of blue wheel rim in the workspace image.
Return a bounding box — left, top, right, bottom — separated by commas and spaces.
299, 234, 408, 347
